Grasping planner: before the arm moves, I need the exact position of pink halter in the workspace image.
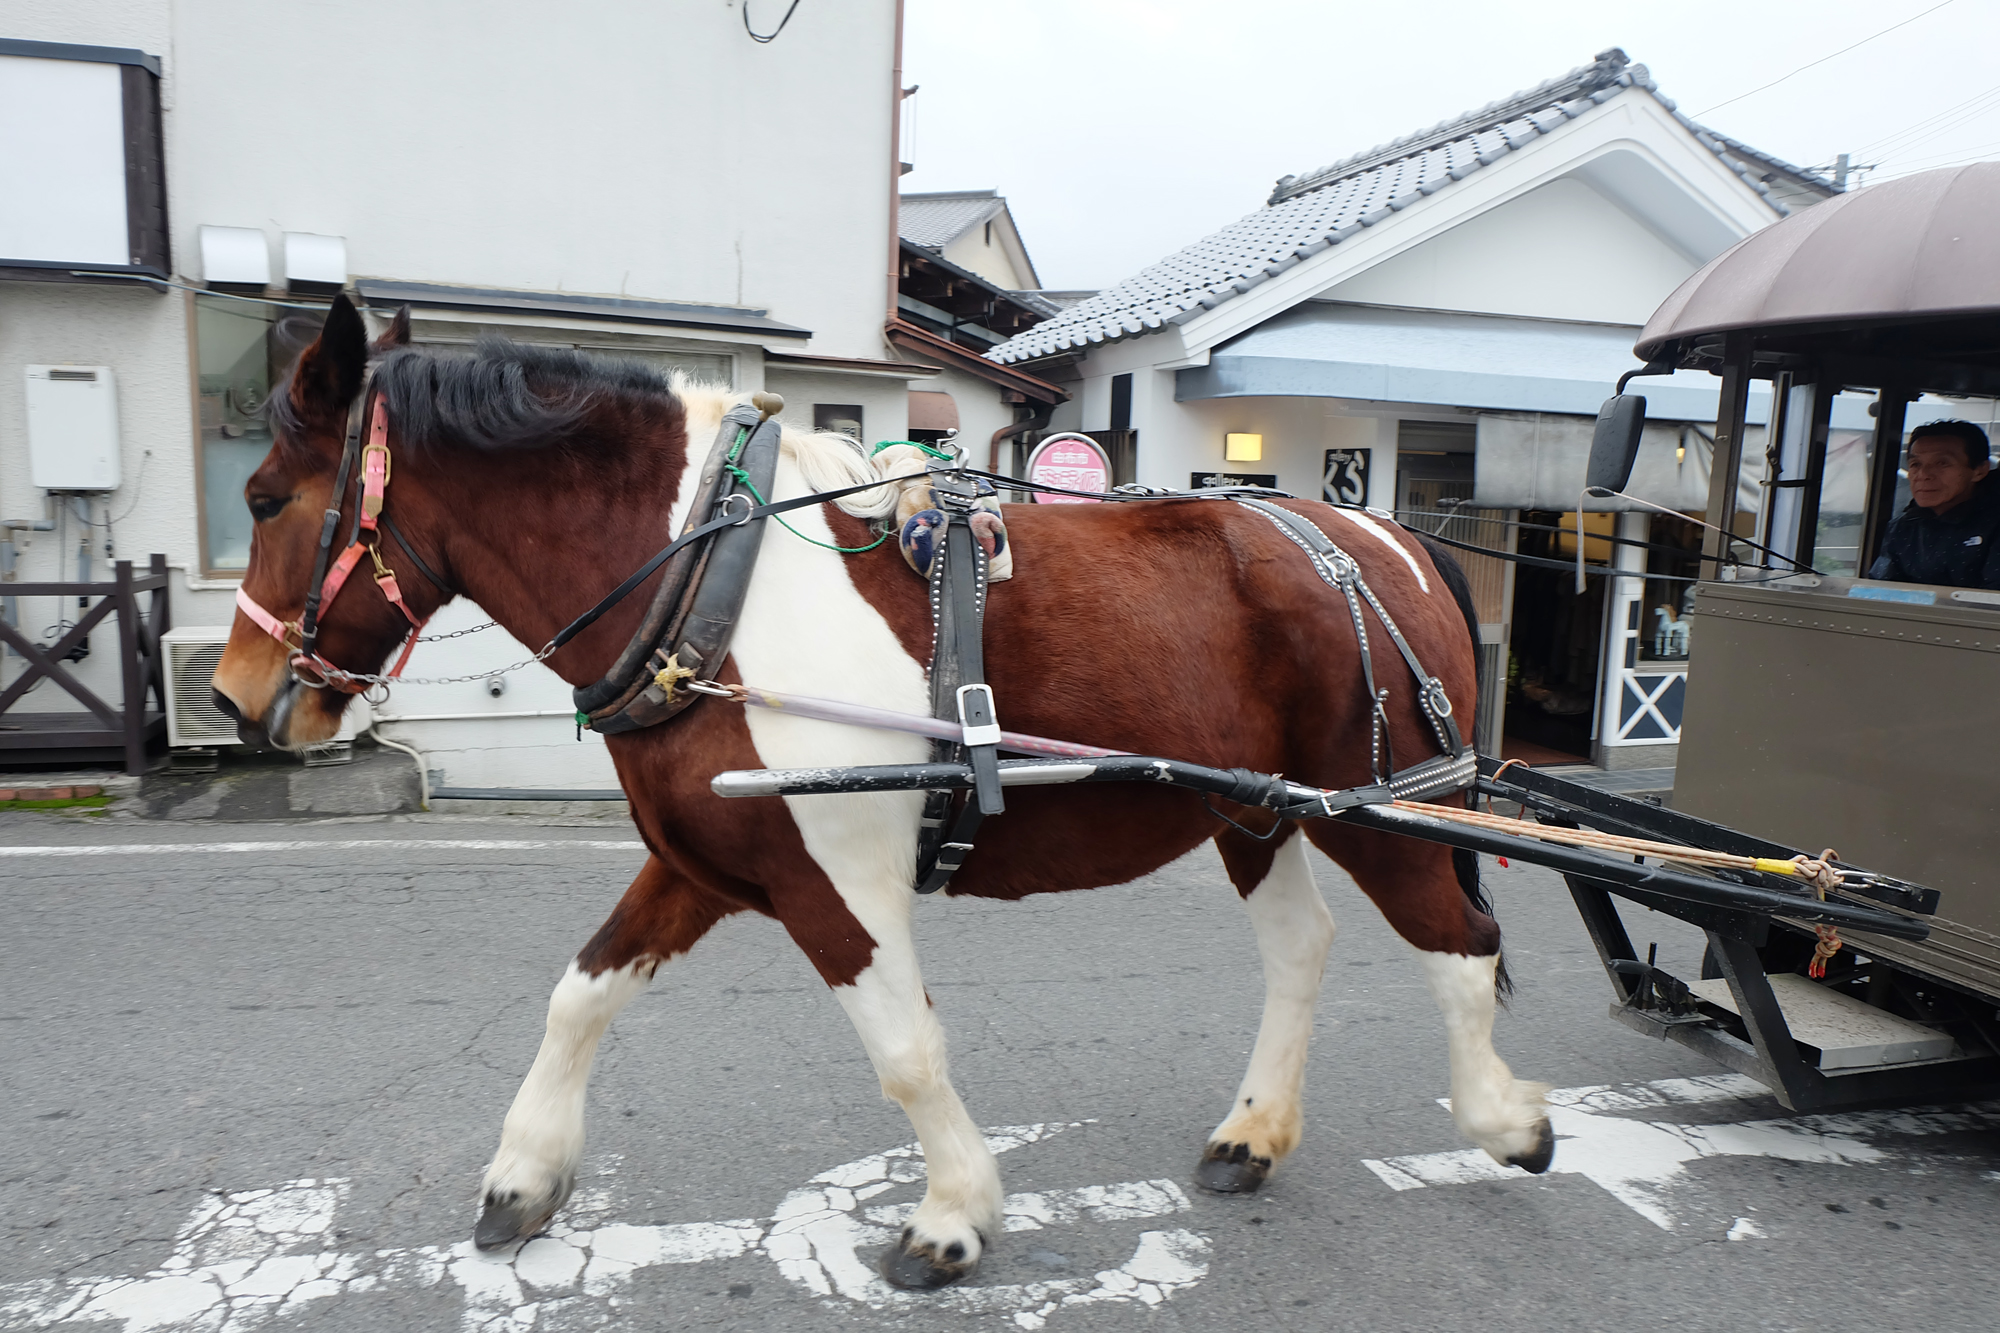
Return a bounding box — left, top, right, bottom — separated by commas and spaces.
235, 393, 428, 693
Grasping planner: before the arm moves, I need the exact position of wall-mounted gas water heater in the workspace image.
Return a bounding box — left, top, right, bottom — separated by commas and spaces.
24, 365, 121, 491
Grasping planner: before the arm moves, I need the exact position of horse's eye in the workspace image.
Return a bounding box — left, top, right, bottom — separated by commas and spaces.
248, 494, 290, 522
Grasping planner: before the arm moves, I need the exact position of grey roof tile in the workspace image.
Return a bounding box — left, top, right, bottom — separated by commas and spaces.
988, 50, 1838, 366
899, 190, 1006, 250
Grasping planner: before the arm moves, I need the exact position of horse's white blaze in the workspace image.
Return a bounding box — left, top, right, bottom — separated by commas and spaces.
484, 961, 653, 1206
1326, 506, 1431, 593
1419, 951, 1550, 1163
1210, 832, 1335, 1162
726, 430, 999, 1263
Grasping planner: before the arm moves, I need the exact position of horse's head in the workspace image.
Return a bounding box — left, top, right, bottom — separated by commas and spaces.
212, 294, 437, 748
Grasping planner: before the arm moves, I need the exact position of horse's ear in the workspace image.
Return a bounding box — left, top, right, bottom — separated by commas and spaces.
290, 293, 368, 421
373, 304, 412, 351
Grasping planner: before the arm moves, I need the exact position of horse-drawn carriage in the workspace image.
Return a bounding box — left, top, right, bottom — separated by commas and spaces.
210, 164, 1997, 1288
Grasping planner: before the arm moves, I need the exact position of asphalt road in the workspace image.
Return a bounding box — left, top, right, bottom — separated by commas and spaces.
2, 808, 1996, 1333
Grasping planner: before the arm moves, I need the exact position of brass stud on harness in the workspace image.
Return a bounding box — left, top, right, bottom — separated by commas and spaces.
751, 391, 785, 421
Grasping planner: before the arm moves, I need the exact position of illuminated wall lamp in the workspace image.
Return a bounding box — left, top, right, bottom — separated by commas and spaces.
1224, 432, 1263, 462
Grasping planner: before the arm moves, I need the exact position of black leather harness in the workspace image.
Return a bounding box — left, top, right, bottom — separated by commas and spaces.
574, 399, 785, 735
563, 425, 1471, 893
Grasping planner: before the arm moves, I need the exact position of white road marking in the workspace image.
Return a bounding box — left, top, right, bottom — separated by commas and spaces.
1361, 1073, 2000, 1230
0, 840, 646, 859
0, 1124, 1208, 1332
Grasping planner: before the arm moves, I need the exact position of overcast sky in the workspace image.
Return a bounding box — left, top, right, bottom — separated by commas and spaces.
900, 0, 2000, 291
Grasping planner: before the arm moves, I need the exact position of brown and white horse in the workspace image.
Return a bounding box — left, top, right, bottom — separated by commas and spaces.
213, 296, 1553, 1289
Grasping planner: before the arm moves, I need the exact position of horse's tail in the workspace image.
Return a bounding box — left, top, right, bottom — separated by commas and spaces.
1407, 529, 1512, 998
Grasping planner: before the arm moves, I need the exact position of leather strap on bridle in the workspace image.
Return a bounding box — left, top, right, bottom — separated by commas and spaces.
237, 378, 447, 693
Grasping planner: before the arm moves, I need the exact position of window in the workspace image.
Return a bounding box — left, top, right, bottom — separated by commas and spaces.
814, 403, 863, 442
193, 294, 325, 574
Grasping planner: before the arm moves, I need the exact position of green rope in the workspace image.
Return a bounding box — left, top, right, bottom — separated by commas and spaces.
726, 425, 749, 463
727, 467, 890, 554
872, 438, 956, 463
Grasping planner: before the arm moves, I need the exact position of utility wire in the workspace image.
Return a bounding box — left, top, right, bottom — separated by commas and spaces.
1856, 79, 2000, 157
743, 0, 802, 44
1691, 0, 1957, 118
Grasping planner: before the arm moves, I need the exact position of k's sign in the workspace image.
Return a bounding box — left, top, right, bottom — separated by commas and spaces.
1323, 448, 1371, 506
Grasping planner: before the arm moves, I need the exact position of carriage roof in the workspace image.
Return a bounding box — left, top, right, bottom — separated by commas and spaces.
1635, 163, 2000, 394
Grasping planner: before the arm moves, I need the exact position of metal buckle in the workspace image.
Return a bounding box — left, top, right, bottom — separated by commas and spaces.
1425, 678, 1454, 718
956, 683, 1002, 748
717, 492, 754, 525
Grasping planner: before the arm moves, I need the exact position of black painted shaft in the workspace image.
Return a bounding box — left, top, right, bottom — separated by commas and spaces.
709, 758, 1930, 942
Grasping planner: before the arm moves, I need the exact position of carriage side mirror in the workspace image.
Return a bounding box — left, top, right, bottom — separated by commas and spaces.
1585, 394, 1647, 497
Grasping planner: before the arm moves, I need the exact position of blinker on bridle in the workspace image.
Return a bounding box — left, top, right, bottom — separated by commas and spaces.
235, 368, 442, 698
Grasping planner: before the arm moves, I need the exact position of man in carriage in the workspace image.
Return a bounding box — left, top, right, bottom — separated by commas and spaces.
1867, 419, 2000, 589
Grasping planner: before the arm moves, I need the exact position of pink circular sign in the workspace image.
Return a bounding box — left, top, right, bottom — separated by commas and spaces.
1024, 433, 1111, 504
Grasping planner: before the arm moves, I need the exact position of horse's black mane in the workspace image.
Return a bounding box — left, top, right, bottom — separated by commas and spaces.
271, 337, 679, 454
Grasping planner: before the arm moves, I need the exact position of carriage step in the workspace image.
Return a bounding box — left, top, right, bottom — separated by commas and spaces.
1687, 974, 1960, 1071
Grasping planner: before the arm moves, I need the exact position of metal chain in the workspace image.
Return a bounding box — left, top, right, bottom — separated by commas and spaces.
415, 620, 500, 643
313, 640, 560, 690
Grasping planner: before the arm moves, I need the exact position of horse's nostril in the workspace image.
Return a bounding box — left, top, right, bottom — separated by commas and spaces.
211, 688, 246, 724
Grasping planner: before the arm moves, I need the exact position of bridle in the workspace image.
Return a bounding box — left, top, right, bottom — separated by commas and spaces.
234, 370, 446, 698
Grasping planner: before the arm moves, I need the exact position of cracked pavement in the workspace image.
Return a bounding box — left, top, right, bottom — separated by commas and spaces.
2, 808, 1997, 1331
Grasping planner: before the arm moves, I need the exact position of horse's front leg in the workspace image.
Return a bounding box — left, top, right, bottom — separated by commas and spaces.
475, 856, 739, 1248
1199, 827, 1337, 1192
785, 876, 1000, 1289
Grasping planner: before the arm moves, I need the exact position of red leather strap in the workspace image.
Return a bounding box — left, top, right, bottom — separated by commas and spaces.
235, 585, 294, 645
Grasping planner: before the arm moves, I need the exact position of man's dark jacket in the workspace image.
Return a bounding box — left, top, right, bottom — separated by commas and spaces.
1866, 476, 2000, 589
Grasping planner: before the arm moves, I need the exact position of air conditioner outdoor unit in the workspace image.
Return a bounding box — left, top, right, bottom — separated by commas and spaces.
162, 626, 360, 748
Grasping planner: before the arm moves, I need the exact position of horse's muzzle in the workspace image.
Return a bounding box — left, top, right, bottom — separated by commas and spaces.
212, 684, 278, 750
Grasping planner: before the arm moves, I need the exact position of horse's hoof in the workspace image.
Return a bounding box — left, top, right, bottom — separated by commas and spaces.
473, 1190, 556, 1251
1194, 1140, 1272, 1194
1505, 1119, 1557, 1175
878, 1229, 978, 1289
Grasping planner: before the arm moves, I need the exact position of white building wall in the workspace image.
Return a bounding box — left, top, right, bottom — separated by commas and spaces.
920, 364, 1018, 465
2, 0, 903, 787
1321, 176, 1701, 326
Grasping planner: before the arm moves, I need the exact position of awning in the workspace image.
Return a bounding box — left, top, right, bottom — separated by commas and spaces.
352, 279, 810, 339
909, 390, 959, 431
1178, 303, 1740, 419
1473, 412, 1876, 513
1177, 302, 1880, 431
1476, 413, 1752, 512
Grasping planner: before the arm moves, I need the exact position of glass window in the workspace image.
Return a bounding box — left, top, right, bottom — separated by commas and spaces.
194, 296, 325, 574
1812, 428, 1877, 576
1637, 513, 1702, 663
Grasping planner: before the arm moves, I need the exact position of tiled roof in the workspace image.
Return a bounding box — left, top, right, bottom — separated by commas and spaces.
899, 190, 1007, 250
988, 49, 1837, 366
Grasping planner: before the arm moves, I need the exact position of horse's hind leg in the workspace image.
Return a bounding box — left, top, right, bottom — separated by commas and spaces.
475, 856, 739, 1248
1198, 826, 1337, 1193
1304, 824, 1554, 1172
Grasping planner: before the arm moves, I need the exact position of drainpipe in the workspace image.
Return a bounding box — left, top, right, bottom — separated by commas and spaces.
887, 0, 907, 331
990, 404, 1053, 474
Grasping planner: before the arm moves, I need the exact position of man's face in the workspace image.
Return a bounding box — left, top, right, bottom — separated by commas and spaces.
1906, 435, 1990, 513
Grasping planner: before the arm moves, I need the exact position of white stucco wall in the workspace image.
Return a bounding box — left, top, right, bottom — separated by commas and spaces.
918, 364, 1019, 467
1321, 176, 1701, 327
2, 0, 906, 785
938, 211, 1037, 292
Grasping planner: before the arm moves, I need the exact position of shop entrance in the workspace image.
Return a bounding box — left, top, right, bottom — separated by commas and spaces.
1394, 422, 1512, 755
1504, 511, 1608, 764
